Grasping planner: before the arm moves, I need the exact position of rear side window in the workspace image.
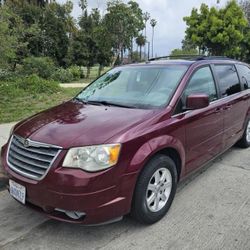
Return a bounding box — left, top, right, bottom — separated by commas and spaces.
214, 65, 241, 97
236, 64, 250, 90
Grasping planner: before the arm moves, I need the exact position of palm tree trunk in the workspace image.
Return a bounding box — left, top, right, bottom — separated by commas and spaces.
152, 27, 155, 58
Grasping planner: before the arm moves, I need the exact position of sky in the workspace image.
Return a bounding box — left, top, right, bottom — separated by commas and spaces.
58, 0, 229, 56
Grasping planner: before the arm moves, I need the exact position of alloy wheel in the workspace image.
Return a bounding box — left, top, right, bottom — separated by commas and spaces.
246, 121, 250, 143
146, 168, 172, 212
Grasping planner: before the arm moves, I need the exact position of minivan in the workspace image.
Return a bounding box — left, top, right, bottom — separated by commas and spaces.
1, 56, 250, 225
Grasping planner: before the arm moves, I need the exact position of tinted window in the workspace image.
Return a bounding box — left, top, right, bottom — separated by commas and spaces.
184, 66, 217, 103
237, 64, 250, 90
214, 65, 241, 97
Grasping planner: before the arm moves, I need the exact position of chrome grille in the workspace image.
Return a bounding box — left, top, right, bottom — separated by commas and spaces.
7, 135, 61, 180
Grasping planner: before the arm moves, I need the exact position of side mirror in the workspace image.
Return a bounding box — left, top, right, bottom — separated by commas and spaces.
186, 94, 209, 110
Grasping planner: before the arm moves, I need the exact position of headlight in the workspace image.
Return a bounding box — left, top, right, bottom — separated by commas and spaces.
62, 144, 121, 172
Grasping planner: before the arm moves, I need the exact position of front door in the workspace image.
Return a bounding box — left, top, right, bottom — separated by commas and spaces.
175, 66, 224, 173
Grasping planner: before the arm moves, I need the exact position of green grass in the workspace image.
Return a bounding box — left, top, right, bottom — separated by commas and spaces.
0, 66, 112, 124
0, 88, 82, 124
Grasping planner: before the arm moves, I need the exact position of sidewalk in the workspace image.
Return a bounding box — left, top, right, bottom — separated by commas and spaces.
60, 83, 89, 88
0, 122, 15, 190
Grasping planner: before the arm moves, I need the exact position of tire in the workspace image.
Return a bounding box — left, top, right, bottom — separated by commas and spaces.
131, 154, 178, 224
237, 119, 250, 148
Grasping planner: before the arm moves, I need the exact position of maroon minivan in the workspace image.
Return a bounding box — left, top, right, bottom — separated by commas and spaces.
1, 56, 250, 225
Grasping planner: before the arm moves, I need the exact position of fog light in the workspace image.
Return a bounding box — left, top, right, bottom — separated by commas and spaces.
55, 208, 86, 220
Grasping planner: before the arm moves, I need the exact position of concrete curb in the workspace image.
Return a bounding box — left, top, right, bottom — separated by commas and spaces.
0, 162, 7, 190
0, 174, 7, 190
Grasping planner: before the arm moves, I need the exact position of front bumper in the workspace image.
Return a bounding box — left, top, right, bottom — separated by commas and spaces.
1, 143, 138, 225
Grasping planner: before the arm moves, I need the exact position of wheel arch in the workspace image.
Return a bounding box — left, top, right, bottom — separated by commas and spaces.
155, 147, 182, 182
128, 135, 186, 182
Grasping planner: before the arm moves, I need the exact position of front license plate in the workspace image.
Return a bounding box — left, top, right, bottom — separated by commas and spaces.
9, 180, 26, 204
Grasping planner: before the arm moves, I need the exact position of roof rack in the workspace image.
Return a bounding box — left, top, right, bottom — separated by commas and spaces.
148, 55, 233, 62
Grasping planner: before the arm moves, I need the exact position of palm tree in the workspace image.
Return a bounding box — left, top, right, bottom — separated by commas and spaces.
136, 35, 146, 61
143, 12, 150, 55
150, 19, 157, 58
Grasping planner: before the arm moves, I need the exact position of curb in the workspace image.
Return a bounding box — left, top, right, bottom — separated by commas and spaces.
0, 165, 8, 190
0, 176, 8, 190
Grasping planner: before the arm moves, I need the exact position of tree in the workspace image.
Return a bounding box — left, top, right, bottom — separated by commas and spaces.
69, 5, 112, 77
104, 0, 145, 66
2, 0, 75, 67
239, 1, 250, 62
183, 1, 248, 58
92, 10, 113, 76
136, 34, 146, 60
0, 3, 30, 70
40, 1, 74, 66
240, 0, 250, 24
150, 19, 157, 58
0, 5, 18, 69
170, 48, 198, 56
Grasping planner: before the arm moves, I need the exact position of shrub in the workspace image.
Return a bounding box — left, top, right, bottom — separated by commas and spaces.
21, 57, 56, 79
51, 68, 74, 83
15, 74, 61, 94
0, 69, 19, 81
68, 65, 84, 80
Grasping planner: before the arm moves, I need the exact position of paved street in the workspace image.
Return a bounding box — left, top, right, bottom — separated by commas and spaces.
0, 123, 249, 250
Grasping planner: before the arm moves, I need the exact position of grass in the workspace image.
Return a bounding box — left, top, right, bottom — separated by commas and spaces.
0, 65, 112, 124
0, 88, 82, 124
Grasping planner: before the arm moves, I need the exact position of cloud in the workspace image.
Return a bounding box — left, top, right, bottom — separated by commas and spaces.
58, 0, 228, 56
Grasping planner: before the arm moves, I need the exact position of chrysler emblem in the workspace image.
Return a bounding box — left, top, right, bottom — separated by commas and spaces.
23, 139, 30, 148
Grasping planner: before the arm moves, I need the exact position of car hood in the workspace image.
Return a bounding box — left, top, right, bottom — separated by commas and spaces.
14, 101, 156, 148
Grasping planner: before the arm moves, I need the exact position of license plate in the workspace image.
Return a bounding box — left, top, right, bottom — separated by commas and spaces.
9, 180, 26, 204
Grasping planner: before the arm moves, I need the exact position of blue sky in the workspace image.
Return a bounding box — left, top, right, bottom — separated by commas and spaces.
58, 0, 229, 56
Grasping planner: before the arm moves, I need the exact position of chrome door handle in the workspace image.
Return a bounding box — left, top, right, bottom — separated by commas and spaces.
224, 105, 232, 110
214, 108, 222, 113
242, 95, 249, 100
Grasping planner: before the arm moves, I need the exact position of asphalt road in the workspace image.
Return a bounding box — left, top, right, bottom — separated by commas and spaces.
0, 123, 249, 250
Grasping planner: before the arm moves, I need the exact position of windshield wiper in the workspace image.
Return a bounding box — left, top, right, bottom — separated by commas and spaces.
87, 100, 137, 109
74, 97, 88, 104
74, 98, 137, 109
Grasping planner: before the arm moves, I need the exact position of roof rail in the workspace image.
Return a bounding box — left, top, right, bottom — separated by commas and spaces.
149, 55, 201, 61
196, 56, 233, 61
149, 55, 234, 62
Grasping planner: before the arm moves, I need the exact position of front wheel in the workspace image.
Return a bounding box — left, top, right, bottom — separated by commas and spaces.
237, 119, 250, 148
131, 155, 178, 224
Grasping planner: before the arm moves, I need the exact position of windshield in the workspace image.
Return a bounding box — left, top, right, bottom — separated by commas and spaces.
76, 65, 188, 109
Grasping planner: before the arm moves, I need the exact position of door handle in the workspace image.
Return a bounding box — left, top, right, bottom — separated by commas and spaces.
224, 105, 232, 110
242, 95, 250, 101
214, 107, 222, 113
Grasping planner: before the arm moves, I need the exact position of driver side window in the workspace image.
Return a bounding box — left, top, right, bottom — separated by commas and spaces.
175, 66, 217, 114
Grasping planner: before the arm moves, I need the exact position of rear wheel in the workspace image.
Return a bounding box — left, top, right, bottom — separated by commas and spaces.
131, 155, 177, 224
237, 119, 250, 148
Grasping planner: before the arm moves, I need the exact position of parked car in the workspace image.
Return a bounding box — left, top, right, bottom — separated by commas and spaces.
1, 56, 250, 225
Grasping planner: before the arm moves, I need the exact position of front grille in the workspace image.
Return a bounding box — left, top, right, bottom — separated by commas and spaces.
7, 135, 61, 180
